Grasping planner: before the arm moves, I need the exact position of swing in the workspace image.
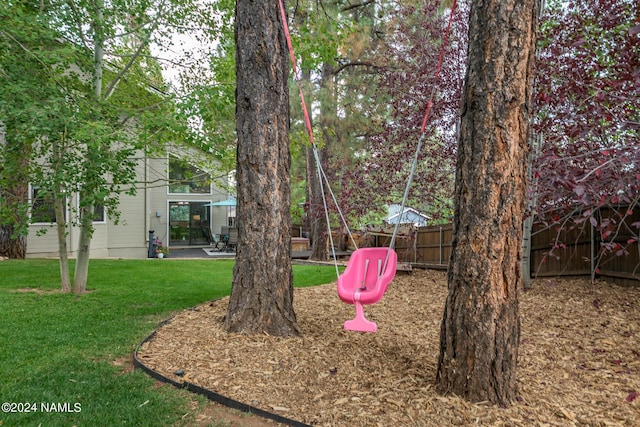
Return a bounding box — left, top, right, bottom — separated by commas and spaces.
278, 0, 458, 332
337, 247, 397, 332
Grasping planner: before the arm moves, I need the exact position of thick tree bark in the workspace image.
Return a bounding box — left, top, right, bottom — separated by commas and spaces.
307, 145, 329, 261
224, 0, 299, 336
436, 0, 539, 406
0, 226, 26, 259
0, 132, 29, 260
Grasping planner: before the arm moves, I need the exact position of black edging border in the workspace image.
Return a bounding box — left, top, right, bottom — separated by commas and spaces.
133, 306, 312, 427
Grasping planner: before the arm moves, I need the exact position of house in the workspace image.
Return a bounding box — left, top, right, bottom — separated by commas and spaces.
385, 204, 430, 227
26, 152, 232, 259
0, 27, 236, 259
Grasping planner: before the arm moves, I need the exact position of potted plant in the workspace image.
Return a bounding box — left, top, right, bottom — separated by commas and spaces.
155, 240, 169, 258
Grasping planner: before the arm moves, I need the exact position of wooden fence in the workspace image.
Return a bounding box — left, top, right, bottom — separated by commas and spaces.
530, 206, 640, 286
294, 205, 640, 286
401, 217, 639, 285
371, 224, 453, 270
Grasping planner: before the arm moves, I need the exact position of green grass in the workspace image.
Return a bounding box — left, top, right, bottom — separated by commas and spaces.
0, 259, 339, 426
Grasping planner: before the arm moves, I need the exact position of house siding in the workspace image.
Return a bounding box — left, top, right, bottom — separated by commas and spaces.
25, 223, 68, 258
25, 151, 229, 259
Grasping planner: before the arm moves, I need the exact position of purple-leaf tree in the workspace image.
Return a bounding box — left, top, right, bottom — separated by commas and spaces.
340, 0, 469, 223
531, 0, 640, 276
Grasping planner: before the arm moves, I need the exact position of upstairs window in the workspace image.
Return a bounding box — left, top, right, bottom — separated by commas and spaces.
168, 158, 210, 194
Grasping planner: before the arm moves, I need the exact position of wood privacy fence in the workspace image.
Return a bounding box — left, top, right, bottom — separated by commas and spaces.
294, 204, 640, 286
371, 224, 453, 270
529, 206, 640, 286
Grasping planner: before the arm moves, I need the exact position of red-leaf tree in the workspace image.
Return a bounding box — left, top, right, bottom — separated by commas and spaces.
339, 0, 469, 223
531, 0, 640, 271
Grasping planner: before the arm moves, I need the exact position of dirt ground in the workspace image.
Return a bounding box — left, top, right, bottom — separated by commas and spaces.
137, 269, 640, 426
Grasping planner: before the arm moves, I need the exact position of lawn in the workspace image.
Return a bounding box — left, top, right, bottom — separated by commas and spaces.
0, 259, 338, 426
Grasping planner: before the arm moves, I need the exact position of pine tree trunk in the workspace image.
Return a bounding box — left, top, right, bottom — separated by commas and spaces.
436, 0, 539, 406
307, 146, 329, 261
0, 226, 26, 259
311, 62, 339, 260
303, 62, 330, 262
224, 0, 299, 336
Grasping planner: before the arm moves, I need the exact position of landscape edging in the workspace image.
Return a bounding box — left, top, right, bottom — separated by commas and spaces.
133, 308, 312, 427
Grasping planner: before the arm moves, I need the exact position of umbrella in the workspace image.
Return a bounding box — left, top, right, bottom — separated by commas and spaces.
204, 198, 236, 207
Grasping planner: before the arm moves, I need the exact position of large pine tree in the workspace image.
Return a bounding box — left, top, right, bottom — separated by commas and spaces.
436, 0, 540, 405
224, 0, 299, 336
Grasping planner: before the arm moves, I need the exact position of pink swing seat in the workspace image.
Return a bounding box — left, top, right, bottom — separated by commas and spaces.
337, 247, 398, 332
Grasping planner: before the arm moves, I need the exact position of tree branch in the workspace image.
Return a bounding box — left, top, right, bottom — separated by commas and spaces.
342, 0, 375, 13
334, 60, 381, 76
65, 0, 91, 49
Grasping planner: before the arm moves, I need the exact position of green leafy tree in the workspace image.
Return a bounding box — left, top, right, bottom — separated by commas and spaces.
530, 0, 639, 279
1, 0, 218, 292
285, 0, 386, 257
0, 1, 74, 260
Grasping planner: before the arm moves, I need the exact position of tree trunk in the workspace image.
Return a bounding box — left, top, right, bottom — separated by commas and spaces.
303, 61, 330, 262
521, 213, 534, 289
307, 145, 329, 261
54, 195, 71, 292
0, 226, 26, 259
224, 0, 299, 336
522, 132, 542, 289
73, 204, 94, 294
0, 131, 29, 260
52, 136, 71, 292
71, 0, 104, 295
436, 0, 539, 406
311, 62, 340, 260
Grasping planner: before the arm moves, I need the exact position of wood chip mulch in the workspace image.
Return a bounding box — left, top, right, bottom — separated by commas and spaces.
137, 269, 639, 426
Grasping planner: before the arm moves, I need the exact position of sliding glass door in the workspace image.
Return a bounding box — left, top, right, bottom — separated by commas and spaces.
169, 202, 211, 246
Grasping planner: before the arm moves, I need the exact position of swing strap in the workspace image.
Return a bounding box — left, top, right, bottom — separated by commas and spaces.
278, 0, 459, 275
277, 0, 357, 278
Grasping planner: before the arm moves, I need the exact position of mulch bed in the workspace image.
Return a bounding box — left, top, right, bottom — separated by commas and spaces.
137, 269, 639, 426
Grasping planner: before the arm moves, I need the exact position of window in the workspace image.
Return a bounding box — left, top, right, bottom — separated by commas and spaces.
92, 204, 106, 223
31, 187, 61, 223
168, 158, 210, 194
77, 194, 106, 223
82, 203, 105, 223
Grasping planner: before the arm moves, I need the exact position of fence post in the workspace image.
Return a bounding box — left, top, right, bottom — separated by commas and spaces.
439, 226, 443, 265
590, 218, 595, 283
